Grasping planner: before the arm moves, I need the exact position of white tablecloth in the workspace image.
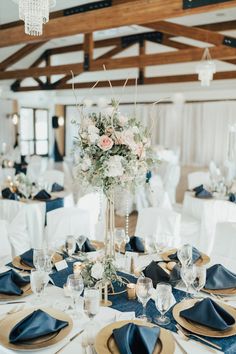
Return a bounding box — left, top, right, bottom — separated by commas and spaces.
183, 192, 236, 254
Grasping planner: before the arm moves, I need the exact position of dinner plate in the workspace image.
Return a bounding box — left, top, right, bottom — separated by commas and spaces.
0, 283, 32, 301
161, 248, 210, 266
95, 320, 175, 354
12, 252, 63, 271
173, 298, 236, 338
0, 307, 73, 351
203, 287, 236, 296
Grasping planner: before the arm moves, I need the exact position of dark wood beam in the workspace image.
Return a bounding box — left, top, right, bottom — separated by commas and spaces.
199, 20, 236, 32
1, 0, 236, 48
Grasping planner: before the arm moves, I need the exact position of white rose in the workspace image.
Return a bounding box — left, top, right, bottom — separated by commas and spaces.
81, 157, 91, 172
105, 155, 124, 178
88, 125, 99, 135
91, 262, 104, 280
121, 130, 135, 149
118, 114, 128, 126
132, 126, 139, 134
88, 133, 99, 144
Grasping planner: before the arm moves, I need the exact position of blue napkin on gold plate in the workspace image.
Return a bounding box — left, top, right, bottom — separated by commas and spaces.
143, 261, 181, 287
113, 323, 160, 354
75, 238, 96, 253
0, 270, 29, 296
20, 249, 34, 268
169, 247, 202, 263
51, 183, 64, 192
125, 236, 145, 253
34, 189, 51, 200
180, 298, 235, 331
9, 309, 68, 343
1, 187, 19, 201
193, 184, 212, 199
205, 264, 236, 290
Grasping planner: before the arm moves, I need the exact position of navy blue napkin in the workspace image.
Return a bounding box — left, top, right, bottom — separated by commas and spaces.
75, 238, 96, 253
9, 309, 68, 343
143, 261, 181, 288
193, 184, 212, 199
125, 236, 145, 253
205, 264, 236, 290
169, 247, 202, 263
20, 249, 34, 268
51, 183, 64, 192
1, 187, 19, 201
34, 189, 51, 200
229, 193, 236, 203
0, 270, 29, 296
113, 323, 160, 354
180, 298, 235, 331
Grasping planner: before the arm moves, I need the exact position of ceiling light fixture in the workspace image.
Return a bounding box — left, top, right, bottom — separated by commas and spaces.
196, 48, 216, 87
13, 0, 56, 36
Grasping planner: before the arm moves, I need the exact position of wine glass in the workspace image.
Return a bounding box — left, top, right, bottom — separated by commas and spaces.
65, 235, 76, 262
177, 244, 192, 267
115, 228, 125, 258
30, 269, 48, 304
67, 274, 84, 319
84, 288, 100, 325
76, 235, 87, 255
181, 264, 195, 298
33, 249, 46, 270
154, 283, 172, 325
136, 277, 153, 322
192, 265, 206, 297
153, 233, 166, 254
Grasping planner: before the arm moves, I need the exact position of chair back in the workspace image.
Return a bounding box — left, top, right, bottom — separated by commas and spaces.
0, 219, 12, 266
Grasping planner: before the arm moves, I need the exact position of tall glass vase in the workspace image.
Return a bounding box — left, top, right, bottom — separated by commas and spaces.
104, 189, 115, 258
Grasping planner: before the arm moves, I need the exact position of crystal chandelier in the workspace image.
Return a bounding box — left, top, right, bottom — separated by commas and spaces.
13, 0, 56, 36
196, 48, 216, 87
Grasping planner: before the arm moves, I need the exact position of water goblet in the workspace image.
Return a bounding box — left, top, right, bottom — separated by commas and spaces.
84, 288, 100, 326
67, 274, 84, 319
192, 265, 206, 297
76, 235, 87, 256
33, 249, 46, 270
30, 269, 48, 304
154, 283, 172, 325
115, 228, 125, 258
177, 244, 192, 267
136, 277, 153, 322
65, 235, 76, 262
181, 264, 195, 298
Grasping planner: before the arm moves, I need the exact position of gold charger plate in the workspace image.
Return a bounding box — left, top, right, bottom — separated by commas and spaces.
161, 248, 210, 266
71, 240, 104, 255
0, 283, 32, 301
203, 287, 236, 296
95, 320, 175, 354
173, 298, 236, 338
0, 307, 73, 351
12, 253, 63, 271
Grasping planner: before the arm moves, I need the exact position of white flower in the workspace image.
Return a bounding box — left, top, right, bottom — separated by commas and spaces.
118, 114, 128, 126
91, 262, 104, 280
132, 126, 139, 134
87, 125, 99, 143
82, 118, 93, 128
105, 155, 124, 177
81, 156, 92, 172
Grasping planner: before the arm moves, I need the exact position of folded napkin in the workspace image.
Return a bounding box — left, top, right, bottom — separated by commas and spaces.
9, 309, 68, 343
143, 261, 181, 287
169, 247, 202, 263
125, 236, 145, 253
193, 184, 212, 199
75, 238, 96, 253
180, 298, 235, 331
113, 323, 160, 354
205, 264, 236, 290
34, 189, 51, 200
1, 187, 19, 201
229, 193, 236, 203
0, 270, 29, 296
20, 249, 34, 268
51, 182, 64, 192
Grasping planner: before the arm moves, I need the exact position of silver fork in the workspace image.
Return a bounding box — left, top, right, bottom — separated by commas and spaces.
175, 324, 222, 351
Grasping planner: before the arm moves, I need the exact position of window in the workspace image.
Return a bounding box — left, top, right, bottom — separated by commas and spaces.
20, 108, 49, 156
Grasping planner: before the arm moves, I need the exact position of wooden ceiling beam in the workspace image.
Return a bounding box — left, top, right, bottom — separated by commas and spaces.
1, 0, 236, 48
199, 20, 236, 32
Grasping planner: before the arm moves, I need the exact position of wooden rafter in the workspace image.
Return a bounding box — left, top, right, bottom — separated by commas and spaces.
1, 0, 236, 48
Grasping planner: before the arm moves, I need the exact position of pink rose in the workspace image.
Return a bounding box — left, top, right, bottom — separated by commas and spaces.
98, 135, 114, 151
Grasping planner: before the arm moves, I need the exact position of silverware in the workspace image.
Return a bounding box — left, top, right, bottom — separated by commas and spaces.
0, 301, 26, 305
54, 329, 84, 354
175, 324, 222, 351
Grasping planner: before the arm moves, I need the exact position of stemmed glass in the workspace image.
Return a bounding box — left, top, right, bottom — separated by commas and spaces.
65, 235, 76, 262
33, 249, 46, 270
84, 288, 100, 326
192, 265, 206, 297
154, 283, 172, 325
177, 244, 193, 267
153, 233, 167, 254
181, 264, 195, 299
67, 274, 84, 318
115, 228, 125, 258
136, 277, 153, 322
30, 269, 48, 304
76, 235, 87, 256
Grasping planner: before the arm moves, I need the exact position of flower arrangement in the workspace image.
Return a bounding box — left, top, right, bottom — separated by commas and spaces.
73, 99, 155, 195
81, 256, 122, 288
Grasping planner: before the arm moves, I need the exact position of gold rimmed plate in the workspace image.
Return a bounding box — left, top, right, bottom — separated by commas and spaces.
161, 248, 210, 266
0, 307, 73, 351
173, 298, 236, 338
203, 287, 236, 296
0, 283, 32, 301
12, 253, 63, 271
95, 320, 175, 354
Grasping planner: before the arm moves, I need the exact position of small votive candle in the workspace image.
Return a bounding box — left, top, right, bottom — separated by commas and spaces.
127, 283, 136, 300
73, 262, 83, 275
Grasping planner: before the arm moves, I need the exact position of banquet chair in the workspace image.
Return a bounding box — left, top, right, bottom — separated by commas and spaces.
27, 155, 45, 183
163, 164, 181, 204
0, 200, 30, 256
46, 207, 91, 245
210, 222, 236, 272
0, 219, 12, 266
187, 171, 210, 190
148, 175, 172, 210
135, 207, 181, 247
41, 169, 64, 187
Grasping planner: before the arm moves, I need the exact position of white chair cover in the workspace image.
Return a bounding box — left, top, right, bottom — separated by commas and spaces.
46, 207, 91, 245
27, 155, 45, 183
0, 219, 12, 266
148, 176, 172, 210
135, 207, 181, 247
42, 169, 64, 187
210, 222, 236, 272
163, 164, 180, 204
187, 171, 210, 190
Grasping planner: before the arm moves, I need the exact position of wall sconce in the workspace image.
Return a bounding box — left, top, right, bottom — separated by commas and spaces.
12, 113, 19, 125
58, 116, 64, 127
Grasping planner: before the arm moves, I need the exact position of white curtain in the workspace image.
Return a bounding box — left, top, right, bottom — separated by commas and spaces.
0, 99, 15, 149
